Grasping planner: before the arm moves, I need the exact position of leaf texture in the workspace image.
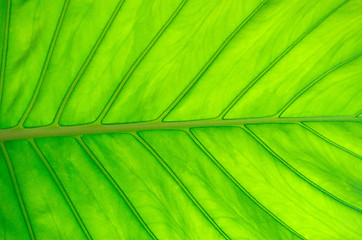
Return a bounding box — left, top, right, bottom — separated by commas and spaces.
0, 0, 361, 239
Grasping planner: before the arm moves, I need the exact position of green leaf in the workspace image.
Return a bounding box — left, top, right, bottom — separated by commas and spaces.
0, 0, 361, 239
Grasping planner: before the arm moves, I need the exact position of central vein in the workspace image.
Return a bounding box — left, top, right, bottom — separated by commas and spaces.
0, 116, 360, 141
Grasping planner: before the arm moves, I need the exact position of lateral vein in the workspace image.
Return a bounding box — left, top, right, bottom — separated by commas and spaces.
219, 0, 348, 119
243, 125, 362, 212
52, 0, 126, 125
134, 133, 231, 240
276, 54, 362, 117
18, 0, 71, 126
29, 139, 93, 240
0, 0, 11, 105
0, 142, 36, 240
186, 129, 305, 240
158, 0, 268, 121
96, 0, 188, 123
299, 122, 361, 159
76, 136, 158, 240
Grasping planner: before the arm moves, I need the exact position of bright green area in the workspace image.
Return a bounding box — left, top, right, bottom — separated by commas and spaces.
192, 126, 362, 239
0, 0, 361, 239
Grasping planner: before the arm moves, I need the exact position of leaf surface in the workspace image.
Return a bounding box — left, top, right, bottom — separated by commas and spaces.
0, 0, 361, 239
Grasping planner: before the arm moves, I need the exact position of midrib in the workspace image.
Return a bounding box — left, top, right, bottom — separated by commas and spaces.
0, 116, 360, 141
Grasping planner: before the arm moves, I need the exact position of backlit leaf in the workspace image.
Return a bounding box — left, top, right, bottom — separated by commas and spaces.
0, 0, 361, 239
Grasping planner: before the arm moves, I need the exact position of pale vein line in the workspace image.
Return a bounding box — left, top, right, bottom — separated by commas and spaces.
219, 0, 348, 119
133, 133, 231, 240
299, 122, 361, 159
185, 129, 305, 240
18, 0, 70, 127
0, 142, 36, 240
0, 116, 360, 141
242, 125, 362, 213
29, 139, 93, 240
0, 0, 11, 105
75, 136, 158, 240
277, 54, 362, 117
96, 0, 188, 124
52, 0, 126, 125
158, 0, 268, 121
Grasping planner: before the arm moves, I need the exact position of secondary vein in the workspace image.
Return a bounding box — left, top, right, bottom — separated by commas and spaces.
276, 53, 362, 117
299, 122, 361, 159
52, 0, 126, 125
18, 0, 70, 127
76, 136, 158, 240
186, 129, 305, 240
158, 0, 268, 121
29, 139, 93, 240
134, 132, 231, 240
96, 0, 188, 124
0, 142, 36, 240
219, 0, 348, 119
243, 125, 362, 213
0, 0, 11, 105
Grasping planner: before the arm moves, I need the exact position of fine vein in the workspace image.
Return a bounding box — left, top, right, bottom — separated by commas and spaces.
96, 0, 188, 124
0, 0, 11, 105
76, 136, 158, 240
186, 129, 305, 240
52, 0, 126, 125
158, 0, 267, 121
134, 133, 231, 240
277, 53, 362, 117
243, 125, 362, 212
299, 122, 361, 159
0, 142, 36, 240
18, 0, 70, 126
219, 0, 348, 118
29, 139, 93, 240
